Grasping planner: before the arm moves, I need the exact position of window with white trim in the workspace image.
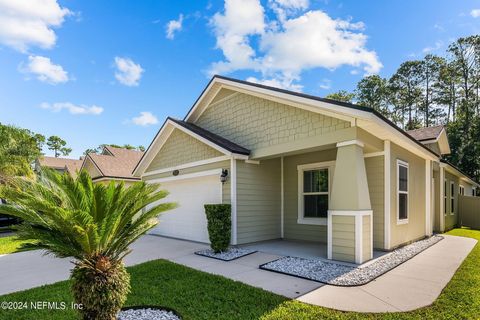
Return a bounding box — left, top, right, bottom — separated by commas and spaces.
297, 161, 334, 225
444, 180, 447, 215
397, 160, 408, 222
450, 181, 455, 215
459, 185, 465, 196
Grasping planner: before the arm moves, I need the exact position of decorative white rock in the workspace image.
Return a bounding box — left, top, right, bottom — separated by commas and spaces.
118, 308, 180, 320
195, 247, 257, 261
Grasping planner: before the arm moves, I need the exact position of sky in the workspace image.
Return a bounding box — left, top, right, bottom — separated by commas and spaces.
0, 0, 479, 158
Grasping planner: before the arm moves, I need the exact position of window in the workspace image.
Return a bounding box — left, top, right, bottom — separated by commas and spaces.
474, 189, 477, 197
459, 186, 465, 196
297, 161, 334, 225
450, 181, 455, 215
397, 160, 409, 223
444, 180, 447, 215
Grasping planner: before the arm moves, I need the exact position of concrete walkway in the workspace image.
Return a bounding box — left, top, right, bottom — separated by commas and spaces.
298, 235, 477, 312
0, 234, 475, 313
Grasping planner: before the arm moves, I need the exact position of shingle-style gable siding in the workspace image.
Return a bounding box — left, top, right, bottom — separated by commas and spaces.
195, 93, 350, 151
146, 128, 223, 172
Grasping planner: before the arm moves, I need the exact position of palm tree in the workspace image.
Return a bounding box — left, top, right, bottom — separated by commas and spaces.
0, 169, 176, 320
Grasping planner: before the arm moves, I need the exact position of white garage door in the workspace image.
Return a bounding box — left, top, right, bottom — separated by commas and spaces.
148, 173, 222, 243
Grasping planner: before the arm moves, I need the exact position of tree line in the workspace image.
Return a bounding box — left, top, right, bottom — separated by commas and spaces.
326, 35, 480, 182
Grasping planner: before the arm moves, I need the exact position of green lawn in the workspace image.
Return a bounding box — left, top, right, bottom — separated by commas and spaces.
0, 236, 33, 255
0, 228, 478, 320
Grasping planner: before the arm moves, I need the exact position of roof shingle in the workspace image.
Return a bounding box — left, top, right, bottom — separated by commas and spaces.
87, 147, 144, 180
406, 125, 444, 142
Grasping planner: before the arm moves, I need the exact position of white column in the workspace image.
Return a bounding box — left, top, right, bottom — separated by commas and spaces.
230, 158, 237, 245
384, 140, 391, 250
425, 159, 432, 236
439, 166, 445, 232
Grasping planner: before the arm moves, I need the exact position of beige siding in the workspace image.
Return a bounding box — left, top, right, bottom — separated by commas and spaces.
332, 215, 355, 262
146, 129, 223, 172
444, 171, 459, 230
83, 158, 102, 178
365, 156, 384, 249
459, 195, 480, 228
195, 92, 350, 152
143, 160, 231, 205
283, 149, 337, 242
236, 159, 281, 244
362, 215, 372, 262
390, 143, 426, 248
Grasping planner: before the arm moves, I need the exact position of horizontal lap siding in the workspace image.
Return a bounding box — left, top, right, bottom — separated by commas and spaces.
363, 215, 372, 262
236, 158, 281, 244
283, 149, 337, 242
332, 215, 355, 262
365, 156, 385, 249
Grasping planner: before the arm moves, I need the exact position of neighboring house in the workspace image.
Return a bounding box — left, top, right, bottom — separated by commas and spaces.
133, 75, 479, 264
35, 156, 84, 178
81, 146, 144, 185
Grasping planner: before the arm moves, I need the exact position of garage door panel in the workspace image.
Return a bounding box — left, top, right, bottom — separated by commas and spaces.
148, 174, 222, 243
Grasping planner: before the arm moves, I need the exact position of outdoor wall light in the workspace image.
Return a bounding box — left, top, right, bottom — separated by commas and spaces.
220, 169, 228, 183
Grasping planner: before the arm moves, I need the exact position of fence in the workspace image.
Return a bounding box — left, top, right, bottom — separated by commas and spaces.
459, 195, 480, 229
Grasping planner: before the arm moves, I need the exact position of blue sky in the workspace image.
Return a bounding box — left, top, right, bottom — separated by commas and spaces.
1, 0, 479, 158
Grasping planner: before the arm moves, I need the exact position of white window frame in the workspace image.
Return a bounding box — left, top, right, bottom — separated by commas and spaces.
444, 179, 448, 216
459, 185, 465, 196
450, 181, 455, 215
297, 161, 335, 226
396, 159, 409, 225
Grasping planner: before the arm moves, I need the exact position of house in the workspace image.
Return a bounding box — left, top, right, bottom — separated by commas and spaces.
133, 75, 479, 264
35, 156, 84, 178
81, 146, 144, 185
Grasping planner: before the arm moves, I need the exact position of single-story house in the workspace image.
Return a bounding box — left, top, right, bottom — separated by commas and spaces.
133, 75, 479, 264
81, 146, 144, 185
35, 156, 84, 178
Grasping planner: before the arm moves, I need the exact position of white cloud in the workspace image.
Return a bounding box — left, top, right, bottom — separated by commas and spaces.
166, 14, 184, 39
246, 76, 303, 91
22, 55, 69, 84
114, 57, 144, 87
210, 0, 265, 74
422, 40, 443, 53
318, 78, 331, 90
269, 0, 309, 22
131, 112, 159, 126
209, 1, 382, 91
471, 9, 480, 18
0, 0, 71, 52
40, 102, 103, 115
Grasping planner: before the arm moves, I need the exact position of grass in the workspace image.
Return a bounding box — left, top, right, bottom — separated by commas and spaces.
0, 236, 34, 255
0, 228, 478, 319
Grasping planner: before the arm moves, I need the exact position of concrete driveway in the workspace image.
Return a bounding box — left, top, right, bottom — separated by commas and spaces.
0, 234, 475, 312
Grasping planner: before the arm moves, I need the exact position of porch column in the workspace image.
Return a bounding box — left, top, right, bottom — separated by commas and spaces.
328, 140, 373, 264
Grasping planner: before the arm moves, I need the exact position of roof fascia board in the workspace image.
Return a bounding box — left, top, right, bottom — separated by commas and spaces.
133, 119, 246, 177
440, 162, 479, 187
185, 79, 362, 125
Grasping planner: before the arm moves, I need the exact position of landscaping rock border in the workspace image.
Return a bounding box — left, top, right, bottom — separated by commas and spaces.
195, 247, 257, 261
260, 235, 443, 286
118, 306, 181, 320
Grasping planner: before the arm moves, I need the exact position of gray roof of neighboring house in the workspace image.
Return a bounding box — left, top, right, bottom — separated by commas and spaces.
87, 146, 144, 180
168, 117, 251, 155
406, 125, 444, 142
37, 156, 83, 175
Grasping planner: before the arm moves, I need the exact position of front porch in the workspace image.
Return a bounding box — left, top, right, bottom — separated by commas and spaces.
240, 239, 386, 264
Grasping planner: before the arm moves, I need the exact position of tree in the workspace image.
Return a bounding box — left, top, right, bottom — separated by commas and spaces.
0, 169, 176, 320
434, 61, 459, 123
389, 60, 424, 130
47, 136, 71, 157
355, 75, 390, 116
84, 144, 145, 155
0, 123, 44, 181
420, 54, 445, 127
325, 90, 355, 103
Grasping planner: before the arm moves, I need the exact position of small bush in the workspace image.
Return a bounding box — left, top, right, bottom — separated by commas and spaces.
204, 204, 231, 252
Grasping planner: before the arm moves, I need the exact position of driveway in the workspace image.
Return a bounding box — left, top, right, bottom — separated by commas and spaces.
0, 234, 475, 312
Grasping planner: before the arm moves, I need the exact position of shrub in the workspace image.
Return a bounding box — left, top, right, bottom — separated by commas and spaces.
204, 204, 231, 252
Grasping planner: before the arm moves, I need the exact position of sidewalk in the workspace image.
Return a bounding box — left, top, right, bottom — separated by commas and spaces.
297, 235, 476, 312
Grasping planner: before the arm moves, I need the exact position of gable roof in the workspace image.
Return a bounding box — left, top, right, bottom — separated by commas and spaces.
184, 75, 440, 159
85, 147, 144, 181
37, 156, 83, 175
406, 125, 444, 142
169, 118, 250, 155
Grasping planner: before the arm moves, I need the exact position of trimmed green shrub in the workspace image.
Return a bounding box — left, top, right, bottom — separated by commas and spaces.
204, 204, 231, 252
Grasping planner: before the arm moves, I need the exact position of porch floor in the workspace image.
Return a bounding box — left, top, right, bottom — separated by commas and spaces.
240, 239, 387, 265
